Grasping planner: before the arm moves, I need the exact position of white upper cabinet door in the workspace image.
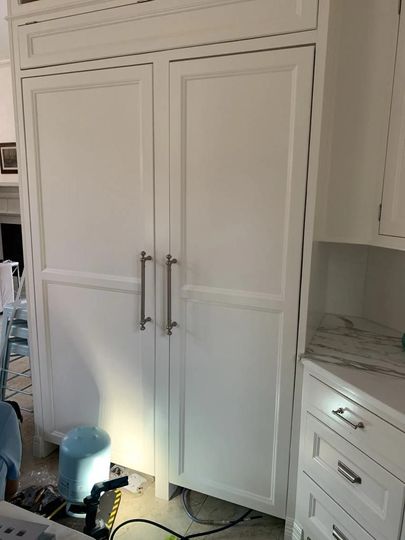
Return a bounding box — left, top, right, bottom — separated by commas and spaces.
381, 21, 405, 239
16, 0, 318, 69
169, 47, 314, 516
22, 65, 155, 475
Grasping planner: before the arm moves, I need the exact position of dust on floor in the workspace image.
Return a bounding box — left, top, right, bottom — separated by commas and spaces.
11, 383, 285, 539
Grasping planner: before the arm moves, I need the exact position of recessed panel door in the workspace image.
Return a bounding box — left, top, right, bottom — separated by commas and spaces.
23, 65, 155, 474
169, 47, 314, 515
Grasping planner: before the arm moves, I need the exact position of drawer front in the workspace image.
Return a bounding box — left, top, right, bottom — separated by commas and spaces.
297, 474, 374, 540
17, 0, 319, 69
304, 374, 405, 480
303, 413, 405, 540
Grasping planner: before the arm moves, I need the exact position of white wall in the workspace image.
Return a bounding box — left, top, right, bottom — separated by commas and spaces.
0, 3, 18, 185
325, 243, 368, 317
0, 61, 18, 184
306, 241, 329, 344
307, 241, 405, 337
0, 2, 10, 61
307, 242, 368, 324
364, 247, 405, 333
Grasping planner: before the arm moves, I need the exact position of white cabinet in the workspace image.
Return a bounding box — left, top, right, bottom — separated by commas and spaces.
380, 14, 405, 240
13, 0, 405, 524
313, 0, 405, 250
302, 414, 404, 540
168, 47, 314, 516
312, 0, 400, 247
13, 0, 318, 69
297, 474, 375, 540
22, 65, 156, 475
18, 43, 314, 516
10, 0, 315, 518
295, 363, 405, 540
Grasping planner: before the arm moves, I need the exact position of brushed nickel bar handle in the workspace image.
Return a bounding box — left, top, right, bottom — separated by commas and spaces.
140, 251, 152, 331
338, 460, 362, 484
166, 254, 178, 336
332, 408, 364, 430
332, 525, 348, 540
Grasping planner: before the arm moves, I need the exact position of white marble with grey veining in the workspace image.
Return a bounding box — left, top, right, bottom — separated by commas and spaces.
304, 314, 405, 378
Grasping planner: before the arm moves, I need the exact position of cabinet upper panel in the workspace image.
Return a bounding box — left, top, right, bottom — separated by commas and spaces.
22, 65, 154, 280
16, 0, 318, 69
170, 48, 314, 299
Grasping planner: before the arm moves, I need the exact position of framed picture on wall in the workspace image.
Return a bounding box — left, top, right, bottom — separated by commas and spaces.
0, 143, 18, 174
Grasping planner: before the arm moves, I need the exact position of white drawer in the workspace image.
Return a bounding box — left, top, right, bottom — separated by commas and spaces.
304, 373, 405, 481
302, 413, 405, 540
297, 474, 374, 540
17, 0, 318, 69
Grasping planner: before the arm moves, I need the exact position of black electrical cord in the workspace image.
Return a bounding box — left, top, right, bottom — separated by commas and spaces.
110, 519, 182, 539
186, 510, 252, 538
110, 509, 252, 540
181, 488, 262, 526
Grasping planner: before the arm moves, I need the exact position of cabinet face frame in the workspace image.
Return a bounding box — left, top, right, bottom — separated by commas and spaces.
10, 28, 324, 500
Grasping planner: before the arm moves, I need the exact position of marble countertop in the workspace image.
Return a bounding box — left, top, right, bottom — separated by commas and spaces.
302, 314, 405, 430
304, 314, 405, 378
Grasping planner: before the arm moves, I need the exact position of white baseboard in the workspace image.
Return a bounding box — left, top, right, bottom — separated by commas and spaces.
284, 517, 303, 540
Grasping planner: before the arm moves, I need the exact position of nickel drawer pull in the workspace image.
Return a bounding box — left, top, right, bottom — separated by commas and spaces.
332, 408, 364, 430
338, 460, 362, 484
332, 525, 348, 540
140, 251, 152, 330
166, 254, 178, 335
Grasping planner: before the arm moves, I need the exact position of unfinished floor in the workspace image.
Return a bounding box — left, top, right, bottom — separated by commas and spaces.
16, 414, 285, 539
2, 353, 285, 540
